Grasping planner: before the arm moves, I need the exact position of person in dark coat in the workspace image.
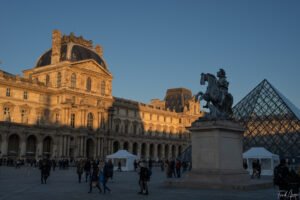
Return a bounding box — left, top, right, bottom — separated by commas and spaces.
39, 158, 51, 184
76, 160, 84, 183
84, 160, 91, 182
138, 162, 150, 195
274, 159, 290, 191
101, 162, 112, 194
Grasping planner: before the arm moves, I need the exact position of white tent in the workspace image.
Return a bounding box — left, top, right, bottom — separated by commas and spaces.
106, 150, 138, 171
243, 147, 280, 176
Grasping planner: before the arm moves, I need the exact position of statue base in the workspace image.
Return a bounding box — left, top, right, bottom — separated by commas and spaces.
165, 120, 272, 189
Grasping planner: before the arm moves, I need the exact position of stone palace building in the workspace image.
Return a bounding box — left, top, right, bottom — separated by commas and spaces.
0, 30, 203, 161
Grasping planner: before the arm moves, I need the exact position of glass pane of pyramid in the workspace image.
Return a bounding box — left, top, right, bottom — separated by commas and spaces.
233, 79, 300, 160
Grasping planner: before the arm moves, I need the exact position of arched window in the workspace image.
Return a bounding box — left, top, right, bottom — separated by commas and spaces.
57, 72, 61, 87
101, 80, 105, 96
71, 73, 76, 88
86, 77, 92, 91
87, 112, 93, 129
46, 74, 50, 86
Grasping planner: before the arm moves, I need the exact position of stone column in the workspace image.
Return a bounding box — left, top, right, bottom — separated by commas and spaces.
94, 139, 97, 159
153, 143, 158, 161
175, 145, 179, 158
37, 140, 43, 159
59, 135, 63, 158
99, 138, 103, 158
161, 144, 165, 160
66, 136, 70, 157
82, 136, 86, 158
137, 143, 141, 158
146, 143, 150, 160
128, 142, 133, 154
20, 138, 26, 157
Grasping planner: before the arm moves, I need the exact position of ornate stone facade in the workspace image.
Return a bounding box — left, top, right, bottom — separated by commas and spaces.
0, 30, 203, 161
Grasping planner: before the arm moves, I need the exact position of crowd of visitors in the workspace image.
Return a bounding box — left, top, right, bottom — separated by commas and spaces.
273, 159, 300, 199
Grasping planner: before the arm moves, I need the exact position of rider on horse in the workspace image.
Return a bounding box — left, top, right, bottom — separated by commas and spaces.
217, 68, 229, 106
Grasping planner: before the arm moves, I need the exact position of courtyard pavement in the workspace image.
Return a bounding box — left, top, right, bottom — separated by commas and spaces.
0, 166, 278, 200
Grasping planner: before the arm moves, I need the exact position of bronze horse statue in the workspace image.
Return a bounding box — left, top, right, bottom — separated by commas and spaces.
195, 72, 233, 119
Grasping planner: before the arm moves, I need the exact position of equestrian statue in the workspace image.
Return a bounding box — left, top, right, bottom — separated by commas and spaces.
195, 69, 233, 120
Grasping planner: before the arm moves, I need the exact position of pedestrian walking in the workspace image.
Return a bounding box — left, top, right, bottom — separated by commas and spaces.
39, 158, 51, 184
76, 160, 84, 183
100, 163, 111, 194
84, 159, 91, 182
138, 161, 151, 195
88, 167, 102, 193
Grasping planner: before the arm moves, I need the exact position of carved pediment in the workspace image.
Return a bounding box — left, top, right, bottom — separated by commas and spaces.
72, 61, 112, 78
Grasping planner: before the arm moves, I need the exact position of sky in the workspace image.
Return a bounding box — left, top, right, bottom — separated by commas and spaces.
0, 0, 300, 109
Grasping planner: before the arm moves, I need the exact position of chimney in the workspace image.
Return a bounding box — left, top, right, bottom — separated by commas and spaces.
95, 45, 103, 57
51, 30, 61, 64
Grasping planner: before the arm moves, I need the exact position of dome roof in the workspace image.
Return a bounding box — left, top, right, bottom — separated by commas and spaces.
35, 43, 107, 69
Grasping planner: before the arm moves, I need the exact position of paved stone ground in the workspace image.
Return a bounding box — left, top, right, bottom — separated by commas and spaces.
0, 166, 277, 200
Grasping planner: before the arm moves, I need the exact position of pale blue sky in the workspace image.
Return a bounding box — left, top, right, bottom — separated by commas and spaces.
0, 0, 299, 109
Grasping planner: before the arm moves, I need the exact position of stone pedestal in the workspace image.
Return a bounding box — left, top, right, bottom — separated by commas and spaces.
188, 120, 248, 184
166, 120, 258, 189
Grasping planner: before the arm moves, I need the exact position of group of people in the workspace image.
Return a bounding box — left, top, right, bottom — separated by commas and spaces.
273, 159, 300, 197
163, 159, 189, 178
76, 159, 113, 194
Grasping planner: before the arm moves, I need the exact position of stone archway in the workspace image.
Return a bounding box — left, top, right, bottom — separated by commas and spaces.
26, 135, 37, 158
141, 143, 146, 159
149, 144, 154, 159
8, 134, 20, 157
132, 142, 138, 155
123, 141, 129, 151
113, 141, 120, 153
164, 145, 169, 159
86, 138, 94, 159
171, 145, 176, 159
43, 136, 53, 158
178, 145, 182, 156
69, 136, 75, 159
157, 144, 162, 160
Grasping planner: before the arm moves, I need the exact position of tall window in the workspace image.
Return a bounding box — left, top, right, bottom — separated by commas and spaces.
21, 109, 28, 124
124, 122, 128, 133
87, 112, 93, 129
57, 72, 61, 87
101, 80, 105, 96
86, 77, 91, 91
46, 74, 50, 86
6, 88, 11, 97
115, 124, 119, 133
3, 107, 10, 121
70, 113, 75, 128
71, 73, 76, 88
133, 124, 137, 135
23, 91, 28, 100
55, 113, 60, 124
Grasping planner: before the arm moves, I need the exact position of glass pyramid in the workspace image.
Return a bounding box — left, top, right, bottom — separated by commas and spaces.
233, 79, 300, 159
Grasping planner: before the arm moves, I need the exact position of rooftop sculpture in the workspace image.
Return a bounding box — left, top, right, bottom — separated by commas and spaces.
195, 69, 233, 120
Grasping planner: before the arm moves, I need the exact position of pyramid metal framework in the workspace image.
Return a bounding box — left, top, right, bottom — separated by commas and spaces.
233, 79, 300, 159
